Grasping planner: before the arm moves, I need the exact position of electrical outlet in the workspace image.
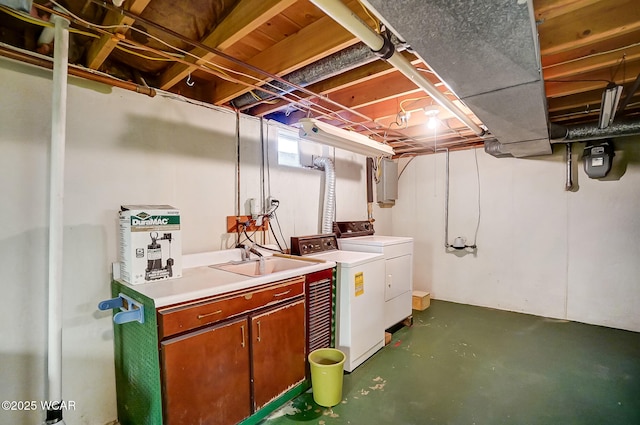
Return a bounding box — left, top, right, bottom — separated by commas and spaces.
226, 216, 269, 233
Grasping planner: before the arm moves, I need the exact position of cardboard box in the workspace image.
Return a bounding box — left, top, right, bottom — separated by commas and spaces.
119, 205, 182, 285
412, 290, 430, 311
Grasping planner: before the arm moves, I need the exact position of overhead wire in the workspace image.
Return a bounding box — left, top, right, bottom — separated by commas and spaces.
76, 0, 380, 126
32, 1, 393, 145
357, 0, 379, 32
40, 1, 365, 128
0, 4, 184, 62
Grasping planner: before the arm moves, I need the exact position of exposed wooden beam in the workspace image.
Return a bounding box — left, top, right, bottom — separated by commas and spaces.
547, 88, 603, 113
158, 0, 297, 90
545, 59, 640, 97
538, 0, 640, 56
533, 0, 602, 23
212, 1, 368, 105
327, 70, 443, 110
548, 88, 640, 115
543, 44, 640, 80
541, 30, 640, 68
86, 0, 152, 70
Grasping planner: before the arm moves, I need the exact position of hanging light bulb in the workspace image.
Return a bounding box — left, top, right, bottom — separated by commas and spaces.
424, 106, 439, 129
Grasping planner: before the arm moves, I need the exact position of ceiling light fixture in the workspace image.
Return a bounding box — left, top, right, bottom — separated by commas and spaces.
424, 106, 439, 129
309, 0, 486, 137
298, 118, 394, 157
598, 83, 623, 129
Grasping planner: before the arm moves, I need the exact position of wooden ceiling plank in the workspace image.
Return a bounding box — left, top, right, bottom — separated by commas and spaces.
547, 89, 604, 113
252, 12, 303, 45
533, 0, 603, 23
159, 0, 297, 90
545, 58, 640, 97
543, 44, 640, 80
548, 88, 640, 114
86, 0, 152, 70
211, 0, 373, 105
541, 30, 640, 68
326, 70, 446, 110
538, 0, 640, 56
212, 16, 360, 104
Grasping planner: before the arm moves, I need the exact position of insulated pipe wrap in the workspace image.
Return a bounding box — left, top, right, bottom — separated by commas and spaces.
550, 119, 640, 142
314, 157, 336, 234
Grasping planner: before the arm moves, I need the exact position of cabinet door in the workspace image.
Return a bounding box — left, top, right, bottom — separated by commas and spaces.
251, 298, 306, 410
161, 317, 250, 425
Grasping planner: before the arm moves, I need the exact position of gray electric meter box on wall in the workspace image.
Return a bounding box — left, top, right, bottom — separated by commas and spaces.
377, 158, 398, 205
583, 140, 614, 179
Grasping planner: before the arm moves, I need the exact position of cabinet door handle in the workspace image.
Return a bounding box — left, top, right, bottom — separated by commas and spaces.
240, 325, 245, 348
197, 310, 222, 319
256, 321, 261, 342
273, 290, 291, 298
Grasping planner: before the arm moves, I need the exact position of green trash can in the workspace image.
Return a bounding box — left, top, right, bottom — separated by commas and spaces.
308, 348, 346, 407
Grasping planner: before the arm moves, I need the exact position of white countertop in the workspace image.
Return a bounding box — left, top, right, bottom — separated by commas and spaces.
114, 249, 336, 307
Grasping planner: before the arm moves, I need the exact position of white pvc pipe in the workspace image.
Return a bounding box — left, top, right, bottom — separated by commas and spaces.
47, 12, 69, 418
309, 0, 485, 136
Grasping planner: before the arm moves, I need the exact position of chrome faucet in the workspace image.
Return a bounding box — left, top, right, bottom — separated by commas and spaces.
238, 243, 263, 262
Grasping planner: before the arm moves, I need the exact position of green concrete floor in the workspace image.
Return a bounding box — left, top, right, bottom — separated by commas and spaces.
262, 300, 640, 425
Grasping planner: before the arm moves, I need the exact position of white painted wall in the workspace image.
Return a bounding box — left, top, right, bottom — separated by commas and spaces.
0, 57, 383, 425
394, 142, 640, 332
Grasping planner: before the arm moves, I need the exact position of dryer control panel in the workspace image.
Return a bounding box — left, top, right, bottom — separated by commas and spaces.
290, 234, 338, 256
333, 220, 375, 238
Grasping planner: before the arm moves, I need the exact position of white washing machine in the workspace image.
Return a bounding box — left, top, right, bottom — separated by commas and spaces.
291, 234, 385, 372
338, 235, 414, 329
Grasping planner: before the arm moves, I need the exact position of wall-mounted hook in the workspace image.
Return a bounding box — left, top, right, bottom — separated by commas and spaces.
186, 73, 195, 87
98, 293, 145, 324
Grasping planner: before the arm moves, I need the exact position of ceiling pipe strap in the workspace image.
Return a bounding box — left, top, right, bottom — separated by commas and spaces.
372, 31, 395, 60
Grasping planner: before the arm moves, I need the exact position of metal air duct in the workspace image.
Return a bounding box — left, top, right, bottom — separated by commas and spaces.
363, 0, 551, 157
308, 0, 485, 137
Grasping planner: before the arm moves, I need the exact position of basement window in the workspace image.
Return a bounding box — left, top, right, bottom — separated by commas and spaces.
277, 130, 302, 167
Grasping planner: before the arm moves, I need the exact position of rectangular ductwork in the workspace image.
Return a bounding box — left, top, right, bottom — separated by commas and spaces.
363, 0, 551, 158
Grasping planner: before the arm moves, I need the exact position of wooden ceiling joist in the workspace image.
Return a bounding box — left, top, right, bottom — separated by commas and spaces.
211, 0, 375, 105
85, 0, 152, 70
545, 59, 640, 98
543, 44, 640, 81
538, 0, 640, 57
533, 0, 602, 23
158, 0, 297, 90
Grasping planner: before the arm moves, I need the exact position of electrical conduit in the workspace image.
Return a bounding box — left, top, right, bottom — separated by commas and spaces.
314, 157, 336, 234
46, 12, 69, 425
308, 0, 485, 137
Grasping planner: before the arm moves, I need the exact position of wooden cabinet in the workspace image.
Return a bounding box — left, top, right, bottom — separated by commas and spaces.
157, 276, 306, 425
161, 317, 250, 425
251, 299, 306, 410
111, 271, 334, 425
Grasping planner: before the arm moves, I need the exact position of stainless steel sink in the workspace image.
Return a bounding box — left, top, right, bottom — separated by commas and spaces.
211, 256, 311, 277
